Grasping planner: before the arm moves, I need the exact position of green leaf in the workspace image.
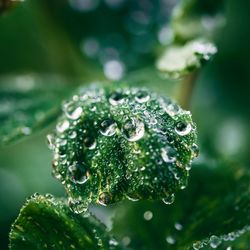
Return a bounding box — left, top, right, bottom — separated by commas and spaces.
171, 0, 226, 43
0, 75, 73, 147
157, 39, 217, 78
48, 84, 198, 212
111, 161, 250, 249
9, 194, 122, 250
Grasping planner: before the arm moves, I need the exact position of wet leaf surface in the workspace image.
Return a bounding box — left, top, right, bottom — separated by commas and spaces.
49, 84, 198, 212
9, 194, 122, 250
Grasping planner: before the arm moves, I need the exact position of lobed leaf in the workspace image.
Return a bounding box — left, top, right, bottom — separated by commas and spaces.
111, 161, 250, 249
0, 75, 73, 147
48, 84, 198, 213
9, 194, 122, 250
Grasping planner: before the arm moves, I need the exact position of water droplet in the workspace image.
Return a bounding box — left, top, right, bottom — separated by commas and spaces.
47, 134, 55, 150
191, 143, 199, 158
68, 163, 89, 184
98, 192, 111, 206
100, 119, 117, 136
109, 91, 125, 105
83, 137, 97, 149
166, 235, 175, 244
164, 103, 180, 117
122, 236, 131, 246
109, 238, 119, 246
193, 242, 202, 250
209, 235, 221, 248
68, 198, 88, 214
174, 222, 183, 231
21, 127, 31, 135
104, 60, 124, 80
175, 122, 192, 136
143, 210, 153, 221
135, 90, 150, 103
126, 194, 139, 202
161, 147, 176, 163
64, 102, 83, 120
69, 131, 77, 139
122, 117, 145, 142
56, 120, 70, 133
162, 193, 175, 205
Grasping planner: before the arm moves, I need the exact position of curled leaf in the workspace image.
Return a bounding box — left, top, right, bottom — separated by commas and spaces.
9, 194, 122, 250
157, 39, 217, 78
48, 84, 198, 213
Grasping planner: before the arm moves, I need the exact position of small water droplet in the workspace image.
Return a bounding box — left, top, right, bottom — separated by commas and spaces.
56, 120, 70, 133
98, 192, 112, 206
143, 210, 153, 221
100, 119, 117, 136
193, 242, 202, 250
68, 198, 88, 214
164, 103, 180, 117
166, 235, 175, 245
68, 163, 89, 184
174, 222, 183, 231
162, 193, 175, 205
109, 238, 119, 246
69, 131, 77, 139
83, 137, 97, 149
109, 91, 125, 105
122, 117, 145, 142
191, 143, 199, 158
161, 147, 176, 163
21, 127, 31, 135
126, 194, 139, 202
209, 235, 221, 248
135, 90, 150, 103
47, 134, 55, 150
64, 101, 83, 120
175, 122, 192, 136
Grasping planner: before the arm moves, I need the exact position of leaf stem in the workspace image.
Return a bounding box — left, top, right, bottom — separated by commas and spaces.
177, 70, 199, 109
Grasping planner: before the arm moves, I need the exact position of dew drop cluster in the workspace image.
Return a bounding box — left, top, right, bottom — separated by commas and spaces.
48, 84, 198, 213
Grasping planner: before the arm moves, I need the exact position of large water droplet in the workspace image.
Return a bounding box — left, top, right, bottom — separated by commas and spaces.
122, 117, 145, 142
68, 163, 89, 184
135, 90, 150, 103
64, 101, 83, 120
209, 235, 221, 248
68, 198, 88, 214
162, 193, 175, 205
161, 147, 176, 163
56, 120, 70, 133
109, 91, 125, 105
100, 119, 117, 136
175, 122, 192, 136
